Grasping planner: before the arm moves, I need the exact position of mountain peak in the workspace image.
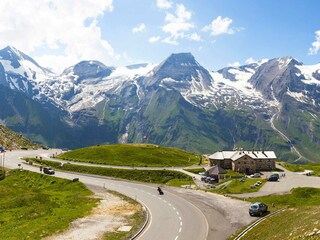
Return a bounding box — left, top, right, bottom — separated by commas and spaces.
163, 52, 200, 67
0, 46, 41, 69
62, 60, 114, 82
276, 56, 302, 67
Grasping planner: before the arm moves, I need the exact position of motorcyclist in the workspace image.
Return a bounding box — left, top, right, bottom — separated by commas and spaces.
157, 187, 163, 195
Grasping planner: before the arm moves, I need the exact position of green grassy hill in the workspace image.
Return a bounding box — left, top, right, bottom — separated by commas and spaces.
0, 124, 40, 149
58, 144, 199, 167
0, 170, 97, 240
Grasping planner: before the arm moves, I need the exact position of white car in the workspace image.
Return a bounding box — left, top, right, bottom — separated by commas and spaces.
250, 173, 261, 178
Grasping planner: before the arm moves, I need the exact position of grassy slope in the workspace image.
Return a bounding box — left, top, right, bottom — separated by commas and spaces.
57, 144, 199, 167
0, 125, 40, 149
0, 170, 97, 240
30, 158, 193, 186
212, 178, 267, 194
276, 98, 320, 163
280, 162, 320, 176
230, 188, 320, 240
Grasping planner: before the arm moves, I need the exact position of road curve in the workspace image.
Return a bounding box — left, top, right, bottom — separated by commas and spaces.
4, 149, 208, 240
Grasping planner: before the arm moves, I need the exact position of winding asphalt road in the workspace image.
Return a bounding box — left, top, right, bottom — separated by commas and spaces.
4, 149, 208, 240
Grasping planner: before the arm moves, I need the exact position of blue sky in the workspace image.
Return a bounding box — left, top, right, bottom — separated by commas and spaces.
0, 0, 319, 72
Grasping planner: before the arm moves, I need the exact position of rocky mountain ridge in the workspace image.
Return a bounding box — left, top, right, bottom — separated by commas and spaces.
0, 46, 319, 162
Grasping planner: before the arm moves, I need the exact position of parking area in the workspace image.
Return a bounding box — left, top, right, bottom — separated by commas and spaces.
231, 164, 320, 198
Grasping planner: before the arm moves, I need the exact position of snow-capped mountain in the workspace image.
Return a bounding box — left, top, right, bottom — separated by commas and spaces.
0, 46, 51, 96
0, 46, 319, 162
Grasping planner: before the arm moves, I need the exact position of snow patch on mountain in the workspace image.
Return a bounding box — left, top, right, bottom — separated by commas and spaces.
277, 57, 293, 69
210, 71, 261, 98
109, 64, 156, 79
296, 63, 320, 85
59, 64, 156, 112
286, 88, 308, 104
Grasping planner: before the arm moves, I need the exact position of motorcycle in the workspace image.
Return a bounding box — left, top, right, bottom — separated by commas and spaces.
157, 187, 164, 195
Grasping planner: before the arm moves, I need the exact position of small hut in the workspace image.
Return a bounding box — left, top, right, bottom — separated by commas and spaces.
205, 165, 227, 182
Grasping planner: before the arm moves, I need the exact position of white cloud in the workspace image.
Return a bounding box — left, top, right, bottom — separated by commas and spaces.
149, 36, 161, 43
156, 0, 173, 9
161, 4, 194, 45
0, 0, 114, 73
228, 61, 241, 67
308, 30, 320, 55
203, 16, 238, 36
132, 23, 146, 33
162, 37, 179, 45
188, 33, 201, 42
245, 57, 256, 64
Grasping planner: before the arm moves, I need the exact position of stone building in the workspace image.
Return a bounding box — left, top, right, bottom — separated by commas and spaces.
208, 150, 277, 174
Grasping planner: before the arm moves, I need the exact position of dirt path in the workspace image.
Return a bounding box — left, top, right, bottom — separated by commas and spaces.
45, 185, 141, 240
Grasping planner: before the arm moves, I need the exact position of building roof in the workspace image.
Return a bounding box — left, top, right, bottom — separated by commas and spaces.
209, 150, 277, 161
205, 165, 227, 175
208, 151, 235, 160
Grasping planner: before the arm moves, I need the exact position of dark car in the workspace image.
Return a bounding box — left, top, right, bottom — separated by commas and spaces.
267, 174, 279, 181
0, 147, 5, 153
249, 202, 268, 216
43, 167, 55, 175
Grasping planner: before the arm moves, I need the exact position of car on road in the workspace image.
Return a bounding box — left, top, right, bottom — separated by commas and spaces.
43, 167, 55, 175
249, 202, 268, 216
267, 174, 279, 181
250, 173, 261, 178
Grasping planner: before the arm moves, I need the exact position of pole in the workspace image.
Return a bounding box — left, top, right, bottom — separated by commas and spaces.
1, 153, 3, 171
3, 152, 5, 171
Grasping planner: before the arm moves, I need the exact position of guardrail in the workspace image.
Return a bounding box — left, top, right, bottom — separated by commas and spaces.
130, 198, 150, 240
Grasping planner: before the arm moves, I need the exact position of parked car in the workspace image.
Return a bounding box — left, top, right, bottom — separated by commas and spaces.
43, 167, 55, 175
267, 174, 279, 181
249, 202, 268, 216
250, 173, 261, 178
204, 176, 215, 183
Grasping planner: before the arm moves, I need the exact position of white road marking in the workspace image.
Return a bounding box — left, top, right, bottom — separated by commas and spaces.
180, 221, 182, 226
179, 216, 182, 221
168, 203, 172, 206
179, 227, 182, 233
174, 236, 178, 240
163, 200, 167, 203
176, 211, 180, 216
